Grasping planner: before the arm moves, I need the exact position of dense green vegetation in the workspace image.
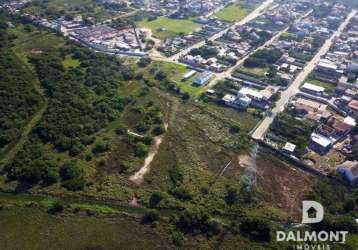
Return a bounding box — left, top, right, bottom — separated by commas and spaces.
23, 0, 130, 22
0, 21, 43, 155
5, 44, 132, 184
244, 48, 283, 68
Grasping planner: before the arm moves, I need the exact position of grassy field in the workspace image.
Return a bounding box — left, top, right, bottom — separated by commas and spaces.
139, 61, 205, 96
138, 17, 201, 40
62, 56, 80, 69
0, 207, 171, 250
306, 78, 337, 92
24, 0, 113, 21
238, 65, 269, 77
214, 3, 250, 22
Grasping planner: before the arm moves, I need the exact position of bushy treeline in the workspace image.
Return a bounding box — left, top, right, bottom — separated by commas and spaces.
0, 14, 42, 150
4, 29, 134, 185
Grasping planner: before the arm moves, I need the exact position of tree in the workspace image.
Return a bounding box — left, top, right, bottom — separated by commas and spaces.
225, 186, 238, 205
181, 93, 190, 101
229, 124, 241, 134
134, 142, 148, 157
149, 191, 165, 208
137, 57, 152, 67
170, 187, 192, 201
42, 166, 60, 184
60, 161, 86, 191
92, 140, 111, 154
343, 199, 355, 212
142, 210, 160, 224
47, 200, 65, 214
176, 209, 220, 236
171, 231, 185, 246
152, 125, 165, 136
240, 216, 272, 242
154, 71, 167, 81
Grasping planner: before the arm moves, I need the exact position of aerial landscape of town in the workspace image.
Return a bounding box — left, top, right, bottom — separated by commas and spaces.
0, 0, 357, 249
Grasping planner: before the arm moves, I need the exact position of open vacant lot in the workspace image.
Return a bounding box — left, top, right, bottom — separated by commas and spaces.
138, 17, 201, 40
214, 3, 251, 22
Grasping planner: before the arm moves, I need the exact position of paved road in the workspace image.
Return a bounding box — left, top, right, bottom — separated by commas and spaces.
251, 9, 357, 140
169, 0, 274, 61
203, 9, 313, 93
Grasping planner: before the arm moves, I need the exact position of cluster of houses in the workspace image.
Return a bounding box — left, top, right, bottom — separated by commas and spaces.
130, 0, 232, 17
180, 1, 310, 74
222, 85, 278, 110
286, 94, 358, 186
250, 0, 307, 32
272, 10, 358, 185
8, 4, 146, 57
0, 0, 31, 12
180, 47, 235, 73
289, 96, 355, 155
158, 19, 231, 57
69, 24, 145, 56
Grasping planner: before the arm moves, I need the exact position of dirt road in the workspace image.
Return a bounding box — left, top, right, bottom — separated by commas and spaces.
129, 123, 168, 185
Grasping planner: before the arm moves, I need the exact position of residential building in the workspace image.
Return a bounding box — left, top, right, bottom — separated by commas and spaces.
309, 133, 332, 155
301, 83, 325, 96
193, 71, 212, 86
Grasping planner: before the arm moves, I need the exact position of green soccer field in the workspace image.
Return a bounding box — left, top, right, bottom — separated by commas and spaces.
214, 3, 251, 22
138, 17, 201, 40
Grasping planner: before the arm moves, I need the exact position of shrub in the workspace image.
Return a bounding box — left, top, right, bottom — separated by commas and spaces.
225, 187, 239, 205
240, 216, 272, 242
170, 187, 192, 201
149, 191, 165, 208
48, 200, 65, 214
169, 165, 183, 185
92, 140, 111, 154
142, 210, 160, 223
229, 124, 241, 134
171, 231, 185, 246
134, 142, 148, 157
152, 125, 165, 136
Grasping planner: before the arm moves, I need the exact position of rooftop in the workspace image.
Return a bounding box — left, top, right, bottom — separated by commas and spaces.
283, 142, 296, 153
311, 133, 331, 148
301, 83, 325, 93
348, 100, 358, 111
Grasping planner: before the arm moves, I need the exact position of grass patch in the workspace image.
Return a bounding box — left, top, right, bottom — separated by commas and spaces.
214, 3, 250, 22
152, 61, 204, 96
238, 65, 268, 77
138, 17, 201, 40
306, 78, 336, 92
0, 206, 171, 249
62, 56, 80, 69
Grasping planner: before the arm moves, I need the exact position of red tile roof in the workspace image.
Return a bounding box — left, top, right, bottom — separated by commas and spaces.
348, 100, 358, 111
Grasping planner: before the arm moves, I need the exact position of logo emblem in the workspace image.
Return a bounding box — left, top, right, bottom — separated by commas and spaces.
302, 201, 324, 224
